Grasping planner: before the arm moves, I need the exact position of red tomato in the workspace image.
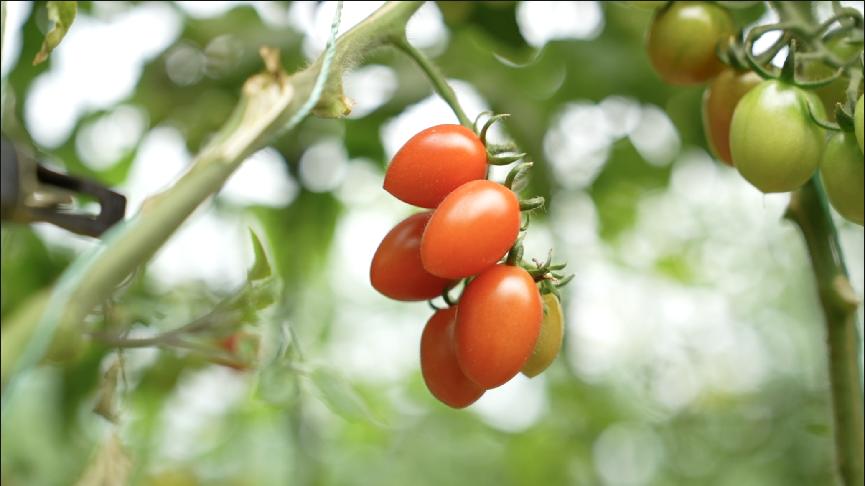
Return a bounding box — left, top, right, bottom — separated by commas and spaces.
420, 306, 485, 408
370, 212, 454, 301
421, 180, 520, 279
455, 265, 542, 389
384, 124, 487, 209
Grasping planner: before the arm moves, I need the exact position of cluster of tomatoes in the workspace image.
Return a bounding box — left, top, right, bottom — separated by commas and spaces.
370, 123, 566, 408
643, 1, 864, 225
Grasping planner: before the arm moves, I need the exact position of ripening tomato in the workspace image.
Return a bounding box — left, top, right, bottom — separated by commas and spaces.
856, 95, 864, 153
420, 306, 485, 408
455, 265, 542, 389
646, 2, 734, 85
702, 68, 762, 165
370, 212, 454, 301
820, 131, 864, 226
420, 180, 520, 279
730, 80, 826, 193
384, 124, 487, 208
521, 293, 565, 378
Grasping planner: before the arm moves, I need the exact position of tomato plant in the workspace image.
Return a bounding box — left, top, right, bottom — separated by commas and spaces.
646, 1, 734, 85
729, 79, 826, 193
702, 68, 762, 165
821, 131, 864, 226
521, 293, 565, 378
384, 124, 487, 209
370, 212, 454, 301
420, 180, 520, 279
455, 264, 542, 389
801, 35, 862, 122
420, 306, 485, 408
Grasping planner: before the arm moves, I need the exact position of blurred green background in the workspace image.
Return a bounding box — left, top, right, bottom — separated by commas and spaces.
1, 1, 863, 485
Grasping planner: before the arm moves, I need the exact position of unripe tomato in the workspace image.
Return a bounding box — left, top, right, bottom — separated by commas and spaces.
420, 306, 485, 408
456, 265, 542, 389
856, 95, 864, 153
730, 80, 826, 193
820, 131, 864, 226
702, 68, 762, 165
646, 2, 733, 85
421, 180, 520, 279
801, 36, 861, 122
384, 124, 487, 209
521, 293, 565, 378
370, 212, 453, 301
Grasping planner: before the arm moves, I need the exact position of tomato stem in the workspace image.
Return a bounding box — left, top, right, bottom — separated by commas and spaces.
391, 36, 473, 129
785, 177, 864, 486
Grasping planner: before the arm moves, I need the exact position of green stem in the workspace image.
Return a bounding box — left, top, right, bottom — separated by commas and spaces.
785, 177, 864, 486
391, 36, 473, 128
0, 1, 424, 389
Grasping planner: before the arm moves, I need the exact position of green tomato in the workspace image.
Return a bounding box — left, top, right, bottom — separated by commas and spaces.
730, 80, 826, 193
646, 2, 734, 85
821, 131, 864, 226
856, 95, 864, 154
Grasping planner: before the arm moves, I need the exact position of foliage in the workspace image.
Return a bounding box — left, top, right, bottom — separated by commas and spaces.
1, 1, 863, 485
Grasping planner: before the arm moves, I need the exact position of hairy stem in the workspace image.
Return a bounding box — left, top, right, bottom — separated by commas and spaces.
785, 177, 864, 486
0, 1, 424, 390
392, 36, 473, 128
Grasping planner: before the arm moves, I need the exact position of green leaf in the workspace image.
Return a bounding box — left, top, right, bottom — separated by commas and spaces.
247, 228, 272, 282
308, 368, 381, 425
32, 1, 77, 66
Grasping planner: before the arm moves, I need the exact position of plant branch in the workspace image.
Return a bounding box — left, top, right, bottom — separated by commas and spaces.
785, 177, 864, 486
391, 36, 473, 128
0, 1, 424, 390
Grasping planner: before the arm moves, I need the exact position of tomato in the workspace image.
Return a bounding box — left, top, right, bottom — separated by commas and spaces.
420, 306, 485, 408
420, 180, 520, 279
455, 265, 542, 389
384, 124, 487, 209
856, 95, 864, 153
730, 80, 826, 193
801, 36, 861, 122
702, 68, 762, 165
646, 2, 734, 85
370, 212, 453, 301
521, 293, 565, 378
820, 131, 864, 226
215, 333, 258, 371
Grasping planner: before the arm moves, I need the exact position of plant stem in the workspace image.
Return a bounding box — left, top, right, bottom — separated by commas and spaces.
0, 1, 424, 389
785, 177, 864, 486
391, 36, 473, 128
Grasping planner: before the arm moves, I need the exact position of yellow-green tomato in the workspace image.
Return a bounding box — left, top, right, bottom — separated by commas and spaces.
646, 2, 734, 85
821, 131, 864, 226
856, 95, 864, 153
730, 80, 826, 193
702, 68, 763, 165
521, 293, 565, 378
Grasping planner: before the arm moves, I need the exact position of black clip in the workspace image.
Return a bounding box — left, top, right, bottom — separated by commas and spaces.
1, 136, 127, 238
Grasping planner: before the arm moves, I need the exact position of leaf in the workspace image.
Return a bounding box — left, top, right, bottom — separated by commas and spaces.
308, 368, 381, 425
32, 1, 77, 66
247, 228, 272, 282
